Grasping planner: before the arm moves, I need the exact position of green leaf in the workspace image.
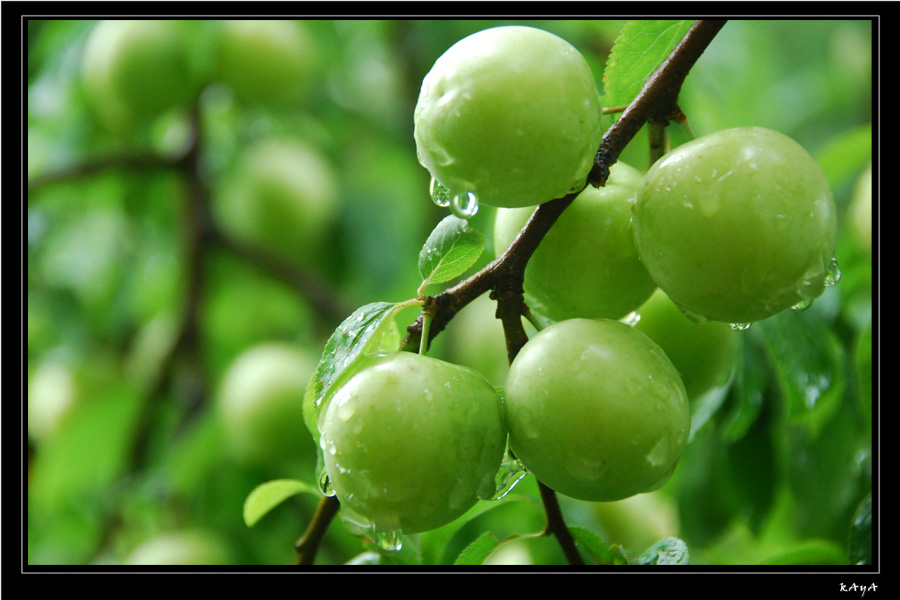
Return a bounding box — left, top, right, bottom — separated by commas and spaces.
243, 479, 318, 527
302, 301, 405, 444
454, 531, 500, 565
419, 493, 541, 565
568, 526, 620, 565
418, 215, 485, 290
603, 20, 695, 111
756, 310, 846, 438
634, 537, 690, 565
720, 337, 768, 443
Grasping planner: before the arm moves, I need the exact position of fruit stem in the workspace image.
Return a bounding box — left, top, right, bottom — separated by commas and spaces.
419, 312, 433, 356
648, 121, 669, 168
295, 495, 341, 566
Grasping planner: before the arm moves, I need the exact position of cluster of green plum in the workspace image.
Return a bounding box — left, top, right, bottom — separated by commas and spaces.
317, 25, 839, 538
78, 20, 342, 269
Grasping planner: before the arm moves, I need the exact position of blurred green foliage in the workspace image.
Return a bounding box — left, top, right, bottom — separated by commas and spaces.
26, 19, 874, 568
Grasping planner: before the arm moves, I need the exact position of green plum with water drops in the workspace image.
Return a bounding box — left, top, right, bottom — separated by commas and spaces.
633, 126, 838, 325
414, 25, 604, 210
504, 318, 691, 502
318, 351, 506, 535
493, 161, 656, 325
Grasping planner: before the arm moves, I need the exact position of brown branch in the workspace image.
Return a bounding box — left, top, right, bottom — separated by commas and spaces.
27, 150, 185, 197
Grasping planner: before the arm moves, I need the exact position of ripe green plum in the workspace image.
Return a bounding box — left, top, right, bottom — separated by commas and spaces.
633, 126, 838, 324
633, 288, 740, 400
493, 161, 656, 323
216, 20, 317, 106
81, 20, 195, 129
213, 137, 339, 263
319, 351, 506, 535
414, 25, 603, 208
216, 343, 318, 467
504, 318, 690, 502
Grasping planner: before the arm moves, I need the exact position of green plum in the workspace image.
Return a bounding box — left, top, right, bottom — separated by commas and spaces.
216, 343, 318, 467
504, 318, 690, 502
414, 25, 603, 208
81, 20, 195, 129
633, 126, 838, 324
493, 161, 656, 324
319, 351, 506, 535
213, 137, 339, 263
633, 288, 740, 400
216, 20, 317, 106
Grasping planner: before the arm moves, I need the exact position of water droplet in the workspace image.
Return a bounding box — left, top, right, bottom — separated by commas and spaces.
429, 177, 451, 208
791, 299, 814, 311
450, 191, 479, 219
374, 529, 403, 553
620, 311, 641, 326
824, 257, 842, 287
318, 470, 334, 497
729, 322, 752, 331
489, 451, 527, 500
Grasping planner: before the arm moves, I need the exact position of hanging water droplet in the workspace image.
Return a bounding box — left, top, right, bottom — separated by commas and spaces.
791, 298, 814, 311
318, 470, 335, 497
729, 322, 752, 331
429, 177, 452, 208
489, 450, 528, 501
824, 257, 842, 287
450, 191, 479, 219
373, 529, 403, 553
620, 310, 641, 326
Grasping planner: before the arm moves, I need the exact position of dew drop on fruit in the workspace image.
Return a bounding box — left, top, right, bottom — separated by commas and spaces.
374, 529, 403, 553
318, 470, 335, 497
824, 257, 842, 287
620, 310, 641, 326
729, 322, 752, 331
489, 450, 527, 501
450, 191, 479, 219
791, 298, 814, 311
429, 177, 452, 208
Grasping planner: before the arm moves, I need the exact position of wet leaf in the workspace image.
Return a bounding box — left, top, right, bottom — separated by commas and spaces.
302, 301, 405, 443
634, 537, 690, 565
418, 215, 485, 290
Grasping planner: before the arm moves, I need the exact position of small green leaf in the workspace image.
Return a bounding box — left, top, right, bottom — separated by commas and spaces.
454, 531, 500, 565
418, 215, 485, 290
634, 537, 690, 565
243, 479, 318, 527
302, 301, 405, 444
604, 20, 695, 111
569, 526, 621, 565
